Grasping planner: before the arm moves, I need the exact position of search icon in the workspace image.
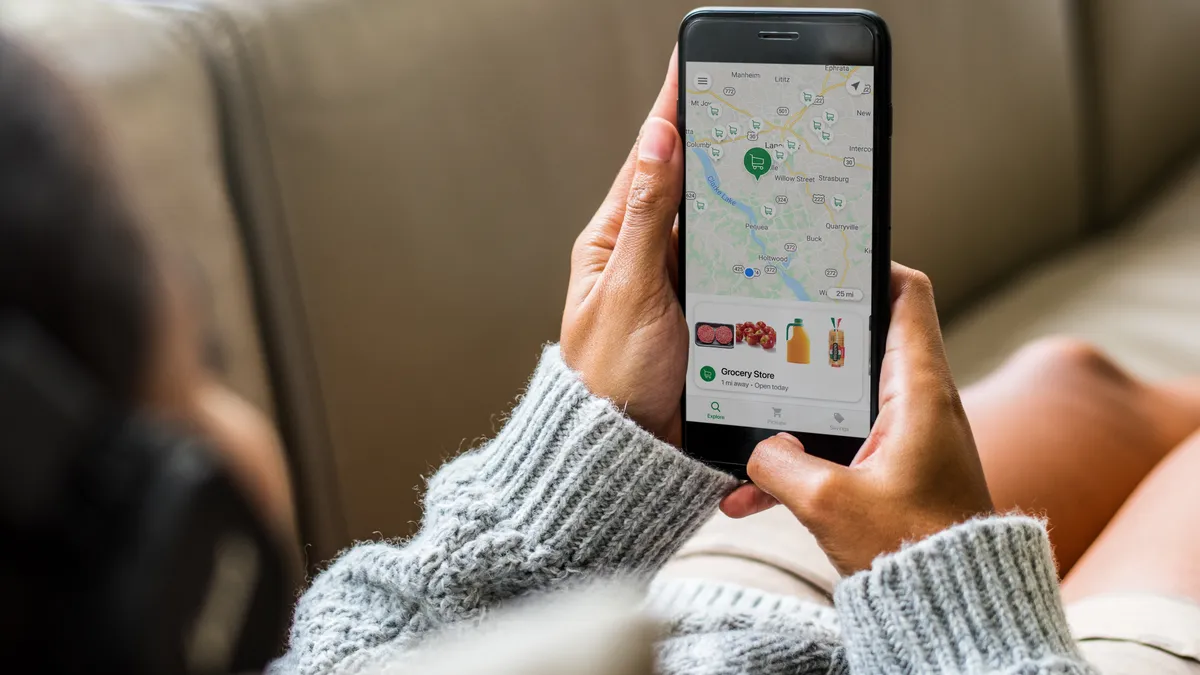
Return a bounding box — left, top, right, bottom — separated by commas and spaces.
710, 401, 722, 413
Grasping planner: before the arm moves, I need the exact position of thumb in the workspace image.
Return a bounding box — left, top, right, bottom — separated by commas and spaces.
610, 117, 683, 273
885, 263, 953, 381
747, 433, 849, 519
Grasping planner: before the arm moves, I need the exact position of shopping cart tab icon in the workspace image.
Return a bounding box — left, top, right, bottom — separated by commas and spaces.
772, 407, 782, 418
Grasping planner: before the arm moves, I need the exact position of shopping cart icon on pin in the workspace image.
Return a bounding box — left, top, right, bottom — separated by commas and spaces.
750, 155, 765, 170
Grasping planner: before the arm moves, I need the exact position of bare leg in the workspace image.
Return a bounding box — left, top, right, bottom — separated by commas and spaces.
960, 338, 1200, 574
1062, 427, 1200, 603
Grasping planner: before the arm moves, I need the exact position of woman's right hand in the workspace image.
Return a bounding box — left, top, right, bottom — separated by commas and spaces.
724, 264, 995, 576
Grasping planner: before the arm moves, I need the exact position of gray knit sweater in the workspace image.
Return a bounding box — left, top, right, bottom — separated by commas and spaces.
272, 346, 1095, 675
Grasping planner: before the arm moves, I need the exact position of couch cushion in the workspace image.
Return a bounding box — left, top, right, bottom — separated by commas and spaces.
1085, 0, 1200, 223
153, 0, 679, 544
946, 153, 1200, 385
842, 0, 1085, 312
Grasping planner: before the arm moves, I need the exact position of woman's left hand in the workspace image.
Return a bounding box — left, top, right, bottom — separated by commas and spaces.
560, 49, 687, 444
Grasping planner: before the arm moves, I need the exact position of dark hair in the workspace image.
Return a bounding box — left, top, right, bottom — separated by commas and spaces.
0, 33, 154, 402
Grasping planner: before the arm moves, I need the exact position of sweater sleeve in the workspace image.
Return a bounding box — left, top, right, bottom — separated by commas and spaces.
273, 345, 737, 675
834, 516, 1098, 675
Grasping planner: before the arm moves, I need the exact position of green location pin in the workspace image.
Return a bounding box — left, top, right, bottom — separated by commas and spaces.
744, 147, 771, 181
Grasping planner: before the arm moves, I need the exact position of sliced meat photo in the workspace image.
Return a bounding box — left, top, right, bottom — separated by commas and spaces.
695, 322, 735, 349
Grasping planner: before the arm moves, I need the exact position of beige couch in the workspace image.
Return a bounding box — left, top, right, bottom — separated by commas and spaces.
5, 0, 1200, 565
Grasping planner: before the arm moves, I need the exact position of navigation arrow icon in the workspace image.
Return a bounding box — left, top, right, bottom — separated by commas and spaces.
846, 74, 866, 96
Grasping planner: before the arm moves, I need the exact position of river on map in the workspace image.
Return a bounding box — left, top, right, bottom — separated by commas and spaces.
688, 135, 810, 301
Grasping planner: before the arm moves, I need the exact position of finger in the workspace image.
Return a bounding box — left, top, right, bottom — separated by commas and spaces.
608, 117, 683, 272
747, 433, 849, 518
869, 264, 970, 468
579, 46, 680, 247
647, 44, 679, 124
720, 483, 779, 518
882, 263, 956, 387
886, 263, 947, 364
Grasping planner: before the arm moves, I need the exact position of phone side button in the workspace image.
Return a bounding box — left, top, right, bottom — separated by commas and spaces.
887, 103, 893, 137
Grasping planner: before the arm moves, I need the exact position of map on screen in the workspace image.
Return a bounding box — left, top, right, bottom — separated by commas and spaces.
684, 61, 876, 438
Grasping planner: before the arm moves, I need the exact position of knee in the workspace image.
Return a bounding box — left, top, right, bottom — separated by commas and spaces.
1004, 337, 1134, 390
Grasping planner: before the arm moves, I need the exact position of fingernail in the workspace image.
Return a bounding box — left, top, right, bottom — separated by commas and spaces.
638, 120, 675, 162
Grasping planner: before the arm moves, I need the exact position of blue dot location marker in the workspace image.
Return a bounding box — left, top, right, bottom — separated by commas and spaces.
744, 267, 755, 278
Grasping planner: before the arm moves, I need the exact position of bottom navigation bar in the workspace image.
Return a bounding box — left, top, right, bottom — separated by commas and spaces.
687, 395, 869, 438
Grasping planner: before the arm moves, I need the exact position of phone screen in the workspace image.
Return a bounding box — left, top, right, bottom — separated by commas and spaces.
680, 15, 887, 471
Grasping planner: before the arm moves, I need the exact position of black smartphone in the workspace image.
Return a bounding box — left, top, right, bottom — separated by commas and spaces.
678, 8, 891, 478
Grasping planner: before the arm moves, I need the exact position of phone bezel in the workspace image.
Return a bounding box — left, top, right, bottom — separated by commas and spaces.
676, 9, 892, 478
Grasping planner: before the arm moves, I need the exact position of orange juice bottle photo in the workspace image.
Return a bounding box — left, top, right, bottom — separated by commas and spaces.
786, 318, 810, 364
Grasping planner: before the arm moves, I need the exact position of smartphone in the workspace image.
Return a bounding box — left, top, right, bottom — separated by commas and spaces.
678, 8, 891, 477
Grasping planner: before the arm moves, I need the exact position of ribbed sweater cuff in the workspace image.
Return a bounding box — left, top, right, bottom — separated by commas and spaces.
470, 345, 738, 576
834, 516, 1079, 672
